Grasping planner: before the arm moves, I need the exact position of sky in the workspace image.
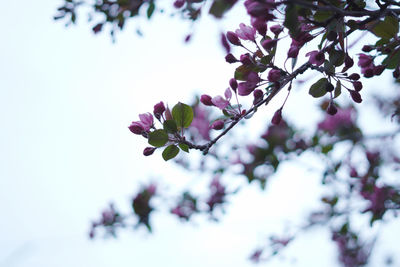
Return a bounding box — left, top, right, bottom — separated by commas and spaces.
0, 1, 399, 267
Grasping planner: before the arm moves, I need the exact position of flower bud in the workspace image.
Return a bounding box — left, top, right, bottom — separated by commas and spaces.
226, 31, 241, 46
225, 53, 238, 64
129, 122, 144, 135
211, 120, 224, 130
267, 69, 281, 82
393, 67, 400, 79
326, 102, 338, 115
362, 45, 373, 52
253, 89, 263, 104
271, 108, 282, 125
270, 25, 283, 35
240, 53, 252, 65
352, 81, 363, 91
229, 78, 238, 92
143, 147, 156, 156
325, 82, 334, 92
363, 68, 374, 78
261, 39, 277, 50
348, 73, 360, 80
373, 65, 385, 76
173, 0, 185, 8
153, 101, 166, 116
349, 90, 362, 103
344, 55, 354, 68
200, 94, 213, 106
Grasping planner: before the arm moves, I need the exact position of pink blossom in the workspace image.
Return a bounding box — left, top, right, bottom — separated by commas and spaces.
306, 50, 325, 66
235, 23, 256, 41
210, 120, 225, 130
191, 106, 210, 140
211, 96, 229, 110
267, 69, 281, 82
317, 108, 354, 134
224, 87, 232, 100
358, 54, 373, 68
138, 113, 154, 131
129, 121, 145, 135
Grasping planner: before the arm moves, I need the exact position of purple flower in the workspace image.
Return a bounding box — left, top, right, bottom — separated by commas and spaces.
270, 24, 283, 35
143, 147, 156, 156
225, 53, 238, 63
261, 39, 277, 50
129, 121, 145, 135
226, 31, 241, 46
191, 106, 211, 140
318, 108, 354, 134
238, 71, 260, 96
153, 101, 166, 117
173, 0, 185, 8
358, 54, 373, 68
271, 108, 282, 125
267, 69, 281, 82
220, 32, 231, 54
200, 94, 213, 106
211, 95, 229, 110
138, 113, 154, 131
210, 120, 225, 130
251, 17, 267, 36
306, 50, 325, 66
229, 78, 238, 92
235, 23, 256, 41
224, 87, 232, 100
244, 0, 276, 19
240, 53, 253, 65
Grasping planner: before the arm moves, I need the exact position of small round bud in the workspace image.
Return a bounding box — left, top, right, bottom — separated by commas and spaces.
349, 90, 362, 103
261, 39, 277, 50
352, 81, 363, 91
271, 108, 282, 125
344, 55, 354, 68
225, 53, 238, 64
348, 73, 360, 80
226, 31, 241, 46
326, 102, 338, 115
211, 120, 224, 130
173, 0, 185, 8
229, 78, 238, 92
143, 147, 156, 156
153, 101, 166, 116
200, 94, 213, 106
373, 65, 385, 76
240, 53, 252, 65
362, 45, 373, 52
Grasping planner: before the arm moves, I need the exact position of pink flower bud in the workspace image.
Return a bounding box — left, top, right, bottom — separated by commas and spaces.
220, 33, 230, 54
225, 53, 238, 63
267, 69, 281, 82
173, 0, 185, 8
326, 102, 338, 116
358, 54, 373, 68
349, 90, 362, 103
362, 45, 373, 52
352, 81, 363, 91
344, 55, 354, 68
211, 120, 224, 130
153, 101, 166, 116
261, 39, 277, 50
270, 25, 283, 35
271, 108, 282, 125
226, 31, 241, 46
348, 73, 360, 80
287, 45, 300, 58
253, 89, 263, 104
200, 94, 214, 106
240, 53, 253, 65
143, 147, 156, 156
229, 78, 238, 92
373, 65, 385, 75
129, 122, 144, 135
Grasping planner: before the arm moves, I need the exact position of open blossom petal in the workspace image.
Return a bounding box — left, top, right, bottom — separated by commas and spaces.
235, 23, 256, 41
306, 50, 325, 66
224, 87, 232, 101
139, 113, 154, 130
211, 96, 229, 110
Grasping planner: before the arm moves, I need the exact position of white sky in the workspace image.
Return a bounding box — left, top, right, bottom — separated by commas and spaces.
1, 1, 399, 267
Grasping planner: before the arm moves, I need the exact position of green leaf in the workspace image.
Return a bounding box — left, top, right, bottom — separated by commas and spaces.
234, 65, 252, 81
162, 145, 179, 161
284, 5, 299, 35
334, 80, 341, 99
148, 129, 168, 147
372, 16, 399, 39
324, 60, 335, 75
382, 49, 400, 69
321, 144, 334, 154
329, 49, 345, 67
163, 120, 178, 133
178, 143, 189, 153
313, 10, 333, 22
309, 78, 329, 98
172, 102, 194, 129
209, 0, 235, 18
146, 1, 155, 19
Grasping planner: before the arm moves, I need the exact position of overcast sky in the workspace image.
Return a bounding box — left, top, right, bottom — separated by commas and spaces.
1, 1, 399, 267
